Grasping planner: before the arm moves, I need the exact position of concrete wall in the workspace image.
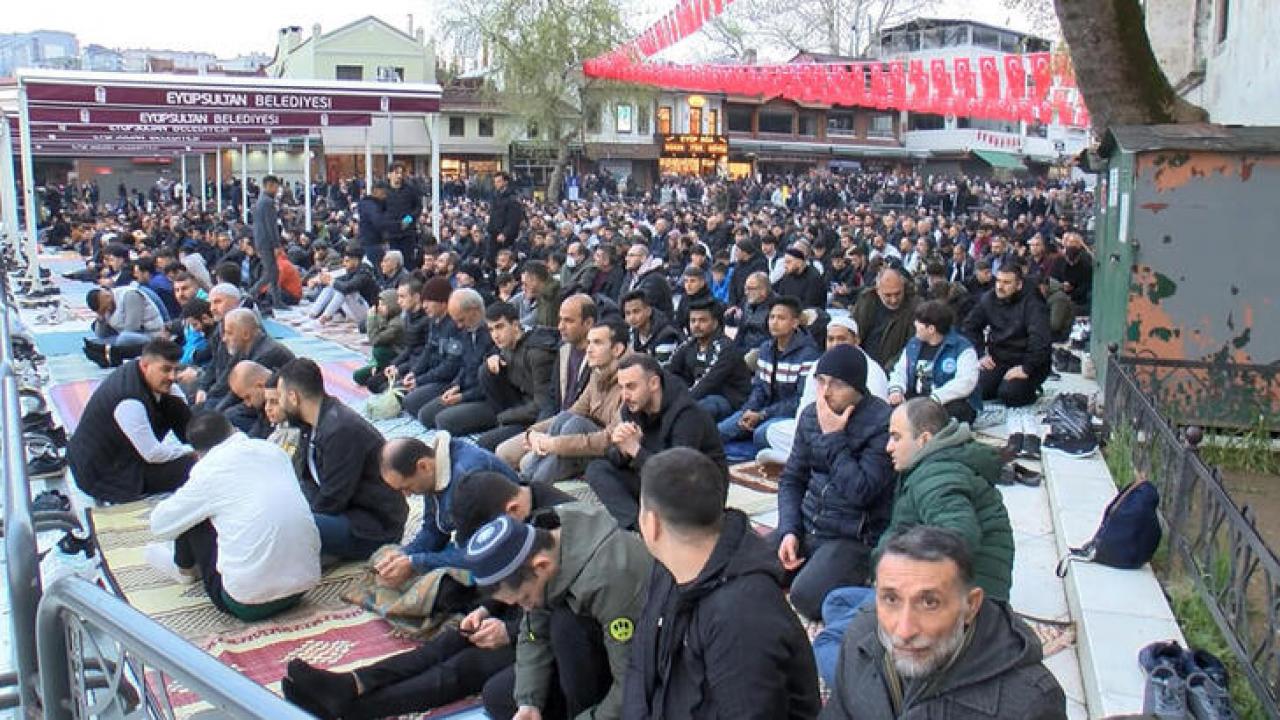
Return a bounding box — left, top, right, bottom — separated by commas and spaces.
1147, 0, 1280, 125
1196, 0, 1280, 124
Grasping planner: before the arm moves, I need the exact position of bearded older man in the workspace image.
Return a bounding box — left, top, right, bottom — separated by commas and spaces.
820, 526, 1066, 720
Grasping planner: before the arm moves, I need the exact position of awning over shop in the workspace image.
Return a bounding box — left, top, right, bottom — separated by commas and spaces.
585, 142, 661, 161
973, 149, 1026, 170
1, 68, 443, 285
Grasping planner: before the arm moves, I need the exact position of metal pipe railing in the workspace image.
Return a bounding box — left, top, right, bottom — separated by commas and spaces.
37, 576, 313, 720
1, 265, 42, 715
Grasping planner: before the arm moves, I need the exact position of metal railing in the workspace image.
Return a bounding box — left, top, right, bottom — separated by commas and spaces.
2, 262, 43, 715
1105, 354, 1280, 716
1, 264, 310, 718
37, 577, 312, 720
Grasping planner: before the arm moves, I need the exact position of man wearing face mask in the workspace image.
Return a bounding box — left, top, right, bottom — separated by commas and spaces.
1050, 231, 1092, 313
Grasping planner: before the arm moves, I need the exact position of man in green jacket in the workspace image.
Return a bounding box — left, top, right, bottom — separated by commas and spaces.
467, 503, 652, 720
882, 397, 1014, 601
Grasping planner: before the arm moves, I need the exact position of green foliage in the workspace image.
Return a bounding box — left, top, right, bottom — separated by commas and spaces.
1104, 422, 1135, 489
1166, 579, 1268, 720
1199, 414, 1280, 476
1105, 418, 1270, 718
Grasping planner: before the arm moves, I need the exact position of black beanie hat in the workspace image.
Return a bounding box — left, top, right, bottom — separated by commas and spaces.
815, 344, 868, 395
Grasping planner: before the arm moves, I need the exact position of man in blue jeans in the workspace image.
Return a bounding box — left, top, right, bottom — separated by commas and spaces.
276, 358, 408, 561
717, 296, 820, 454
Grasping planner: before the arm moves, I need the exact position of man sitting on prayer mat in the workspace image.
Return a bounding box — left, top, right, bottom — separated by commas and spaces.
148, 410, 320, 621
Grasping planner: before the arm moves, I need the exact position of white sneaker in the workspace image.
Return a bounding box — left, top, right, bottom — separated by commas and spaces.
144, 542, 199, 585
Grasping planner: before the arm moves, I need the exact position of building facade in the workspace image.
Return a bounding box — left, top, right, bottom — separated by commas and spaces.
1145, 0, 1280, 126
0, 31, 79, 76
264, 16, 439, 182
873, 18, 1089, 176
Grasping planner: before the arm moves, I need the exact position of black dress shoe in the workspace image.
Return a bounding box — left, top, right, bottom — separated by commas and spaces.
1000, 433, 1025, 463
1020, 434, 1042, 460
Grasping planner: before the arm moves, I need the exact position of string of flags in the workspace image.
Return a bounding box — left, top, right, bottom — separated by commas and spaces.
583, 0, 1090, 128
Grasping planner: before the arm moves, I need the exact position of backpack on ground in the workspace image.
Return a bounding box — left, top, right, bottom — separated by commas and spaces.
1056, 479, 1162, 576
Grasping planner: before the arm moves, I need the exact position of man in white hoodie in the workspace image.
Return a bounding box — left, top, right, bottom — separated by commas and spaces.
148, 410, 320, 621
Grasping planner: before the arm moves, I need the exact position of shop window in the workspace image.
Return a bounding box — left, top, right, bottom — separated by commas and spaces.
908, 113, 945, 131
727, 106, 753, 133
637, 105, 651, 134
657, 106, 672, 135
868, 113, 895, 138
448, 116, 465, 137
828, 112, 856, 136
758, 109, 794, 134
478, 117, 494, 137
707, 109, 719, 135
689, 107, 702, 134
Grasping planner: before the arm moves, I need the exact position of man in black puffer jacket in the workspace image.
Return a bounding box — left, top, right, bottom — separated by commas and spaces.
624, 448, 820, 720
776, 344, 894, 621
384, 164, 424, 268
961, 263, 1052, 408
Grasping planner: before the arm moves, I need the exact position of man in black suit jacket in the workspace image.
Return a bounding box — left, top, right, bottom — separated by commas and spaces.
277, 358, 408, 561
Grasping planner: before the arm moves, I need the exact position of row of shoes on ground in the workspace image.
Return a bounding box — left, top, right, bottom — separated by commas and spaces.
1040, 393, 1100, 458
23, 387, 69, 480
1000, 432, 1041, 463
995, 462, 1042, 487
26, 429, 67, 480
1141, 640, 1236, 719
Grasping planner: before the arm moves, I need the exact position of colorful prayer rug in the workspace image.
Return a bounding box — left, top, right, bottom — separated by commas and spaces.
728, 460, 781, 494
144, 605, 480, 719
88, 499, 366, 639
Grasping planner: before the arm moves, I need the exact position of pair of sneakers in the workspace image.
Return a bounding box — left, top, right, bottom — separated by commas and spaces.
1140, 640, 1235, 719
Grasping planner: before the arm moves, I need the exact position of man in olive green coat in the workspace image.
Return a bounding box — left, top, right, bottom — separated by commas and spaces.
882, 397, 1014, 601
466, 502, 652, 720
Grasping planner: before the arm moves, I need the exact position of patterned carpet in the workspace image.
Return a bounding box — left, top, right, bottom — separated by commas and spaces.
88, 498, 368, 639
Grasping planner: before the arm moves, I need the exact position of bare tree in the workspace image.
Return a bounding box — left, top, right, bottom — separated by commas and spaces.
702, 0, 938, 59
441, 0, 630, 201
1053, 0, 1207, 132
1000, 0, 1061, 37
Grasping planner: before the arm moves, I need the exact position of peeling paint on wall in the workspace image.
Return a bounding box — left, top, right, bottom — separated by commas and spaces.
1136, 151, 1280, 193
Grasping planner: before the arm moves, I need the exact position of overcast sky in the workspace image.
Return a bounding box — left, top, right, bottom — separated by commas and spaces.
2, 0, 1039, 60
